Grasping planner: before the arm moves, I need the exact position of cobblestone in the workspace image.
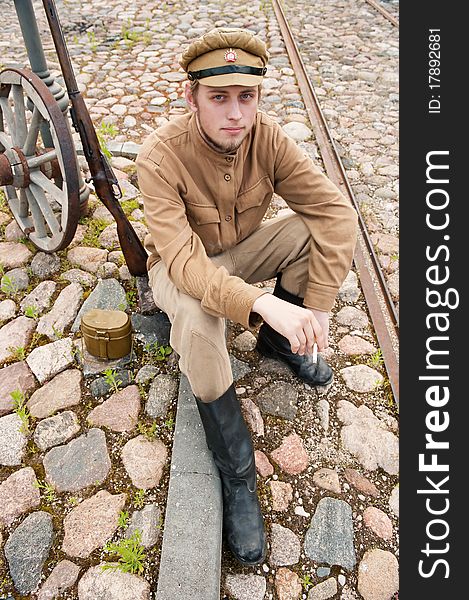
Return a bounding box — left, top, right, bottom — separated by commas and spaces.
0, 0, 398, 597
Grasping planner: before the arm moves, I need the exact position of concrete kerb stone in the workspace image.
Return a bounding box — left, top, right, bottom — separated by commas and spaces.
155, 374, 222, 600
107, 141, 142, 159
75, 141, 142, 160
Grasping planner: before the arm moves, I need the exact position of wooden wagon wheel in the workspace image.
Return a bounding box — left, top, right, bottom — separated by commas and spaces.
0, 67, 79, 252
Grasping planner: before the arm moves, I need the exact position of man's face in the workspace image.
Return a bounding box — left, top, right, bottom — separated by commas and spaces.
186, 83, 259, 153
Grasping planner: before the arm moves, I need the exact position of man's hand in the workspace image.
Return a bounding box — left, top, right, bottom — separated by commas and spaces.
309, 308, 329, 350
252, 294, 330, 355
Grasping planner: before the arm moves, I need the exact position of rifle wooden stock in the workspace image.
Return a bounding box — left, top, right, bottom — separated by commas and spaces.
42, 0, 148, 276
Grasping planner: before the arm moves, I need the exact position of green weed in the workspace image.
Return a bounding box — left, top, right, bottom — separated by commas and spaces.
383, 378, 396, 410
133, 489, 146, 509
8, 345, 26, 360
368, 349, 384, 369
81, 217, 109, 247
24, 305, 39, 319
10, 388, 25, 403
29, 331, 48, 352
120, 19, 148, 45
118, 510, 130, 529
1, 275, 17, 295
103, 368, 122, 393
87, 30, 99, 52
34, 479, 57, 503
51, 325, 64, 339
125, 288, 138, 309
164, 416, 175, 431
137, 420, 158, 441
0, 573, 13, 592
11, 389, 31, 434
96, 129, 113, 160
144, 341, 172, 362
300, 573, 314, 590
19, 237, 37, 253
121, 199, 140, 216
102, 530, 146, 575
99, 121, 118, 138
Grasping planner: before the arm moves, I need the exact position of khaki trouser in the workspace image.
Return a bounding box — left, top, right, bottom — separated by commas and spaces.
148, 213, 311, 402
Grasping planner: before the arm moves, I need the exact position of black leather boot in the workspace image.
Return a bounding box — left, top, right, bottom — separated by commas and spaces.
195, 385, 266, 566
256, 276, 333, 386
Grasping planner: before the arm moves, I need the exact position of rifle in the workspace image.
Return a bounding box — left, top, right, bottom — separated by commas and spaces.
41, 0, 148, 276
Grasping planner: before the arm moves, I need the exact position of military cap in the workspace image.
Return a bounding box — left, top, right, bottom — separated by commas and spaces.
179, 27, 269, 87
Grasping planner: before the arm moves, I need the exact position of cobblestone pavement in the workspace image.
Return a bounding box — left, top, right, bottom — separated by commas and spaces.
1, 1, 399, 599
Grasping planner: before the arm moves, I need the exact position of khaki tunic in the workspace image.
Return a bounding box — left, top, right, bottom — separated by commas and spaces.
136, 111, 357, 329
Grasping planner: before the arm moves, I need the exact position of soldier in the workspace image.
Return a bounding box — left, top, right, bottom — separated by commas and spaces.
136, 27, 357, 565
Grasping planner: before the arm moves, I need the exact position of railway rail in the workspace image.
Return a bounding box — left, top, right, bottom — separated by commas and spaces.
363, 0, 399, 27
272, 0, 400, 405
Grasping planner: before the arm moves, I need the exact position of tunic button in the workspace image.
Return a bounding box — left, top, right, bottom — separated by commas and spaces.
224, 174, 231, 181
225, 215, 232, 221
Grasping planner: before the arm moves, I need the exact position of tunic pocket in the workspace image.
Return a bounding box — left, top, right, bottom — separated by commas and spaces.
185, 203, 221, 225
235, 176, 274, 237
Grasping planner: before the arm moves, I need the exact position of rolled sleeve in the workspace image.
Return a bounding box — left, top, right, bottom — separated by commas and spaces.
273, 129, 358, 310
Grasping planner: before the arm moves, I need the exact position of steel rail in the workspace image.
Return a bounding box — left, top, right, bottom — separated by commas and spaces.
271, 0, 399, 405
363, 0, 399, 28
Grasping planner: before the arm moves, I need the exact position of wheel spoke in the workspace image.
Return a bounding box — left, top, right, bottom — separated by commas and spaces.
24, 187, 48, 238
0, 131, 12, 154
29, 182, 61, 235
27, 149, 57, 169
29, 169, 64, 206
12, 85, 28, 147
23, 106, 45, 156
7, 187, 32, 226
49, 120, 67, 177
0, 97, 19, 146
19, 189, 28, 218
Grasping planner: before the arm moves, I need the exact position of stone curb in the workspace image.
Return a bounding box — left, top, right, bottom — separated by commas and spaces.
75, 140, 142, 159
155, 374, 222, 600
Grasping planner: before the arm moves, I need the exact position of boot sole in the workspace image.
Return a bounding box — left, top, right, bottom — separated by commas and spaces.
256, 338, 334, 387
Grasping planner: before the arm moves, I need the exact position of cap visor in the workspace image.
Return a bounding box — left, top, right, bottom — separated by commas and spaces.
199, 73, 264, 87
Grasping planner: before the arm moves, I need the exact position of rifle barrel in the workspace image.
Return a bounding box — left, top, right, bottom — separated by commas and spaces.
41, 0, 148, 276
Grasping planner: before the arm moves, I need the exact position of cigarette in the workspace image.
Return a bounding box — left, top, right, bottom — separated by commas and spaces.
312, 342, 318, 364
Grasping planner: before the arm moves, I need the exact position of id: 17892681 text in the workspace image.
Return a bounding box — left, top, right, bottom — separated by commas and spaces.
428, 29, 441, 114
